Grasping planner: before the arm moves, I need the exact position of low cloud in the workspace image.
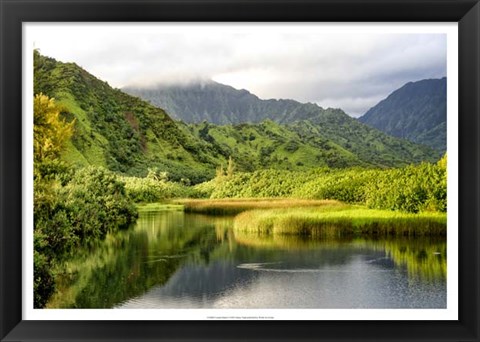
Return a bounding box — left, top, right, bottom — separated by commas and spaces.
30, 23, 447, 116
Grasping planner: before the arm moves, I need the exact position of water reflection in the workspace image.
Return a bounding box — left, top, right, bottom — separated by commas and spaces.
47, 209, 446, 309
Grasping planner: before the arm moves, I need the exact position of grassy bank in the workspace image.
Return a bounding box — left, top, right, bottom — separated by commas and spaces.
177, 198, 344, 215
233, 206, 446, 237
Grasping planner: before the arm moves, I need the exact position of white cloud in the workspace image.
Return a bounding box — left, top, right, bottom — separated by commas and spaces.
29, 23, 447, 116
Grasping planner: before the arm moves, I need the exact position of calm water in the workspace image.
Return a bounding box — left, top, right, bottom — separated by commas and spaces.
48, 209, 447, 309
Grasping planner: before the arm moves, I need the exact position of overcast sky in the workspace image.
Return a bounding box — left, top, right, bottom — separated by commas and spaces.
28, 23, 447, 117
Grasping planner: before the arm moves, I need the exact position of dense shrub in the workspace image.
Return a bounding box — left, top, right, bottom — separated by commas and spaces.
204, 158, 447, 213
293, 168, 377, 203
364, 160, 446, 213
208, 169, 322, 198
34, 166, 138, 307
120, 175, 203, 202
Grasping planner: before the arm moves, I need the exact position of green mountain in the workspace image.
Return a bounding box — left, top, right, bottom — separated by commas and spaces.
123, 81, 313, 125
288, 110, 436, 168
124, 80, 439, 165
358, 78, 446, 152
34, 51, 438, 184
34, 51, 222, 183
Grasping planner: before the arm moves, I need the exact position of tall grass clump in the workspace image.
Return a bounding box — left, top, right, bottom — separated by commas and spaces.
233, 207, 446, 237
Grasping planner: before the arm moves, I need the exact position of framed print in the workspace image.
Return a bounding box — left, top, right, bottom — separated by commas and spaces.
1, 0, 479, 341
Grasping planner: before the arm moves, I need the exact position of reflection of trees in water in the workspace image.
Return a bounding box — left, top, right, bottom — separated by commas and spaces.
48, 211, 224, 308
48, 210, 446, 308
371, 238, 446, 281
233, 231, 446, 281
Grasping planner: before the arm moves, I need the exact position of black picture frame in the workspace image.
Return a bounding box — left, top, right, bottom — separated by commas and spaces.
1, 0, 479, 341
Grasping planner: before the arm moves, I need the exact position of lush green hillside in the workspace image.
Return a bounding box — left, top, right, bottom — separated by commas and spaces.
182, 117, 437, 171
180, 120, 367, 171
289, 109, 438, 167
34, 51, 222, 183
358, 78, 446, 152
35, 51, 439, 182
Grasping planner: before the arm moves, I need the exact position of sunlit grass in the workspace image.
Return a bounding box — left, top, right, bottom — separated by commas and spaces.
233, 207, 446, 237
136, 203, 184, 212
177, 198, 345, 215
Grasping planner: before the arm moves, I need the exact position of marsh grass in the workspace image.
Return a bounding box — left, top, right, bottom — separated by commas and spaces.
136, 203, 184, 212
178, 198, 344, 215
233, 207, 446, 237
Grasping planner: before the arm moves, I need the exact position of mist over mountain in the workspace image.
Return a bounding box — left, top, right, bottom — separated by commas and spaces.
358, 78, 446, 152
123, 81, 325, 125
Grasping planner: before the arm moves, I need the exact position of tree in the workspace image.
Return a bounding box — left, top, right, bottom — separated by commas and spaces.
34, 94, 74, 162
227, 156, 235, 178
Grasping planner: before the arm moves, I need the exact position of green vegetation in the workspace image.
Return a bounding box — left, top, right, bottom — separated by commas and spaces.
181, 120, 368, 171
34, 94, 75, 162
179, 198, 341, 215
33, 94, 138, 308
136, 203, 184, 212
124, 80, 440, 163
182, 117, 437, 173
204, 156, 446, 214
119, 175, 201, 203
233, 206, 446, 237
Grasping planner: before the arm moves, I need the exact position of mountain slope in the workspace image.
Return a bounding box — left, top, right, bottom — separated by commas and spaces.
180, 120, 368, 171
124, 81, 320, 125
34, 51, 223, 183
125, 80, 439, 165
288, 109, 436, 167
358, 78, 446, 152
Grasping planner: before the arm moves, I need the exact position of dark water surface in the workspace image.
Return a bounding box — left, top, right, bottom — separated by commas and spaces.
48, 209, 447, 309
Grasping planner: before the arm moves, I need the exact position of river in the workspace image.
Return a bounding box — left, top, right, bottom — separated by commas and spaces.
47, 208, 447, 309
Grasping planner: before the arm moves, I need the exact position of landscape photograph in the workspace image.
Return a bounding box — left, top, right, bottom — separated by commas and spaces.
30, 24, 449, 313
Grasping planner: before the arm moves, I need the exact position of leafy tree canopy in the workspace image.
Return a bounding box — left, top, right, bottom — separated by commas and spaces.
34, 94, 74, 162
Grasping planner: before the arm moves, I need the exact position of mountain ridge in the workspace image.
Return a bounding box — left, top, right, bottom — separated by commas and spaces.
123, 81, 329, 125
358, 77, 446, 152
